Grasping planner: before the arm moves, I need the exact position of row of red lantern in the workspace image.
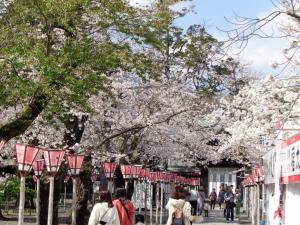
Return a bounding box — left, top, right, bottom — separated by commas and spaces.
101, 163, 200, 186
16, 143, 84, 176
241, 166, 264, 187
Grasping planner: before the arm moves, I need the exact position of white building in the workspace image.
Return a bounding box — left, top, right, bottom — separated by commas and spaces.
208, 167, 238, 194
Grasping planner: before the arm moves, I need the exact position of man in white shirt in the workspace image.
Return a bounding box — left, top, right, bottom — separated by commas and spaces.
189, 189, 199, 215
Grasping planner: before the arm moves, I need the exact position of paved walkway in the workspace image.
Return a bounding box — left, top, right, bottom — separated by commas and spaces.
0, 209, 251, 225
198, 209, 251, 225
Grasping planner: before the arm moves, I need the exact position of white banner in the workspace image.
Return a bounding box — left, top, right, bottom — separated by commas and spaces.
280, 132, 300, 183
263, 148, 277, 184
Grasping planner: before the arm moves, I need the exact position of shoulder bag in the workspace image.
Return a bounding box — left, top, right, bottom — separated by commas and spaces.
99, 208, 111, 225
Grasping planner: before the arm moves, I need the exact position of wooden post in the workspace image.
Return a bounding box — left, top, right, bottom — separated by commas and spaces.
150, 183, 153, 225
251, 186, 255, 225
243, 186, 247, 214
144, 181, 147, 225
139, 181, 142, 214
108, 180, 112, 192
18, 176, 26, 225
47, 176, 55, 225
257, 185, 260, 225
247, 187, 250, 218
36, 178, 40, 225
159, 183, 163, 225
156, 183, 159, 225
262, 183, 265, 223
64, 182, 67, 211
72, 177, 77, 225
133, 180, 136, 204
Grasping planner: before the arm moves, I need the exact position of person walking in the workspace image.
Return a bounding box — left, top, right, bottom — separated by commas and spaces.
217, 186, 226, 217
113, 188, 135, 225
197, 187, 205, 216
224, 186, 235, 222
235, 189, 242, 222
209, 188, 217, 210
88, 190, 120, 225
189, 189, 199, 215
166, 186, 202, 225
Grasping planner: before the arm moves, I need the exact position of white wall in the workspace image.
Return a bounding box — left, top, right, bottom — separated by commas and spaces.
208, 167, 238, 195
284, 183, 300, 225
264, 184, 275, 225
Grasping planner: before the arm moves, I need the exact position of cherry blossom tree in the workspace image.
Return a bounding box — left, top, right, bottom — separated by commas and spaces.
0, 1, 249, 224
219, 75, 300, 165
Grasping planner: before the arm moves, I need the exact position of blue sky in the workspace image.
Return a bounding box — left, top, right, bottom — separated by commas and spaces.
131, 0, 290, 76
173, 0, 289, 76
175, 0, 274, 34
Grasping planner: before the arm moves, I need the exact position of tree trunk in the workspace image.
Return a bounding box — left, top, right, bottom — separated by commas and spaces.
75, 159, 93, 225
62, 114, 90, 225
0, 94, 46, 141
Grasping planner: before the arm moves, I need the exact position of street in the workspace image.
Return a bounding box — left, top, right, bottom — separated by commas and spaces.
0, 208, 251, 225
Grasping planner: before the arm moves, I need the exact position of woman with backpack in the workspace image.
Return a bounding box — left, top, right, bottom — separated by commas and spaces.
88, 190, 120, 225
166, 186, 203, 225
113, 188, 135, 225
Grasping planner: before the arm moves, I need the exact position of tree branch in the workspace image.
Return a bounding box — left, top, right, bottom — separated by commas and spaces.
0, 94, 47, 141
96, 109, 191, 148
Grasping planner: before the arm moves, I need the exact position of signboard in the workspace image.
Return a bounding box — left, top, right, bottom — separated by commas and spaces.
167, 159, 196, 173
280, 132, 300, 184
263, 148, 277, 184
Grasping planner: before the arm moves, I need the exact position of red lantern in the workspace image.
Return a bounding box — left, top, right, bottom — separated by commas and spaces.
43, 149, 65, 174
16, 144, 40, 174
157, 172, 162, 182
102, 162, 117, 179
32, 159, 45, 177
257, 166, 264, 182
168, 173, 175, 182
67, 154, 84, 176
131, 165, 142, 179
191, 179, 200, 186
176, 176, 182, 184
149, 172, 158, 183
0, 138, 5, 150
252, 169, 259, 182
120, 165, 132, 179
247, 175, 254, 185
145, 170, 151, 181
139, 168, 146, 180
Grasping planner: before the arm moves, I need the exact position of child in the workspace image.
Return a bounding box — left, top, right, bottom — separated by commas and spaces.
203, 200, 209, 217
135, 214, 145, 225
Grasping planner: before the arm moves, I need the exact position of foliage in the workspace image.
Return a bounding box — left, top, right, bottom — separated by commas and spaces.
0, 175, 35, 204
218, 75, 300, 164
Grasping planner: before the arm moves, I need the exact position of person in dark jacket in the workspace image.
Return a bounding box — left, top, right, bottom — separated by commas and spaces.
224, 186, 235, 222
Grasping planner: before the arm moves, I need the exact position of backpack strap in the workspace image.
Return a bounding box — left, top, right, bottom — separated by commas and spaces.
99, 207, 110, 223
